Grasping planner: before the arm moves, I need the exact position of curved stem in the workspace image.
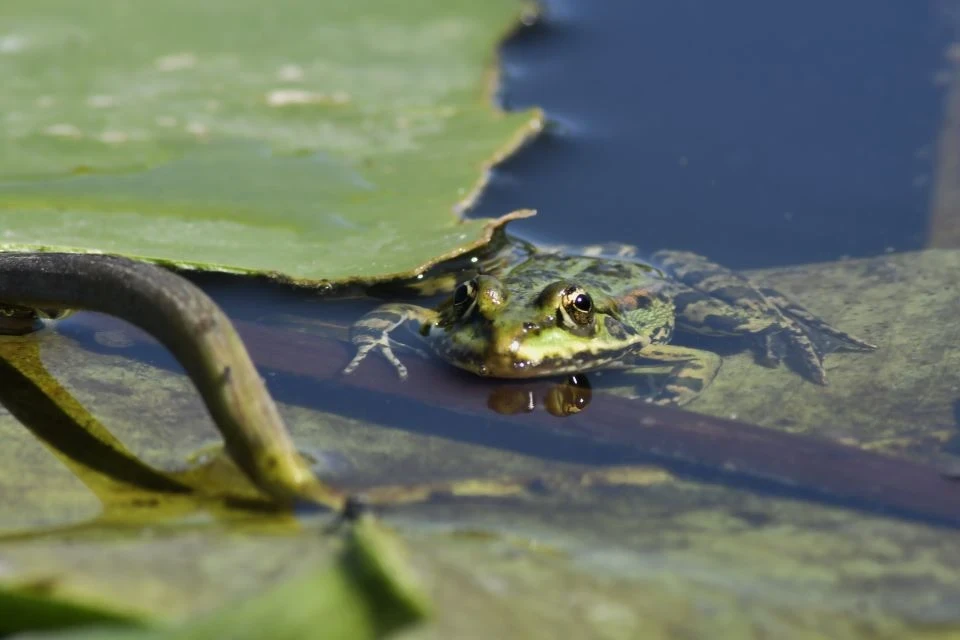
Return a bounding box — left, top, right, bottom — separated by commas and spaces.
0, 252, 344, 509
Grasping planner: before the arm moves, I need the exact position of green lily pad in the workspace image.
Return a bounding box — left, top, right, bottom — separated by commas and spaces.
0, 0, 541, 284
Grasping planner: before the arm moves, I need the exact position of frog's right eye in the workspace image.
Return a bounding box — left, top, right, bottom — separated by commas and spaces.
452, 280, 477, 314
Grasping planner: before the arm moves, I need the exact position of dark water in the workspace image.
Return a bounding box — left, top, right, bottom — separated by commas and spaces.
472, 0, 949, 268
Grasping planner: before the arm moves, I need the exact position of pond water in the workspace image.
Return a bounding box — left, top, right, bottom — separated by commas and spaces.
473, 0, 946, 268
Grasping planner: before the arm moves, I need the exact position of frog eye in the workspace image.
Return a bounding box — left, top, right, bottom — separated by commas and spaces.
452, 279, 477, 315
572, 293, 592, 313
560, 286, 594, 327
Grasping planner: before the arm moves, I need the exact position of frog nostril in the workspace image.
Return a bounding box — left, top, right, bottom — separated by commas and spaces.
522, 321, 538, 332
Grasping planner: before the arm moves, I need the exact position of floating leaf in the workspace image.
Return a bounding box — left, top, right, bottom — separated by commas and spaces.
0, 0, 541, 284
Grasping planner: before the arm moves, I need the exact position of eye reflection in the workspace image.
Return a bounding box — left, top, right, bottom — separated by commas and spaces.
486, 375, 592, 418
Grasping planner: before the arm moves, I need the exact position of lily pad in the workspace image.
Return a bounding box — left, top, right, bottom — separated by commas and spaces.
0, 0, 541, 284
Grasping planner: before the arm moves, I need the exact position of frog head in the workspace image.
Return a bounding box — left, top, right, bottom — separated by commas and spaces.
422, 274, 657, 377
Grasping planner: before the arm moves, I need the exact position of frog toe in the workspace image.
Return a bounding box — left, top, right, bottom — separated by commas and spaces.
634, 344, 721, 406
343, 336, 409, 379
345, 302, 435, 379
754, 331, 784, 368
757, 287, 877, 352
795, 350, 829, 386
649, 377, 708, 406
772, 324, 830, 385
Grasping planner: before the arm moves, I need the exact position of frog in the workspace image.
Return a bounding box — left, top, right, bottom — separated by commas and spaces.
343, 235, 876, 406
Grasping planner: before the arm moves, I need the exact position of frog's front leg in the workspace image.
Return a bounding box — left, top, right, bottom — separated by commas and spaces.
343, 303, 437, 379
627, 344, 722, 406
605, 344, 721, 406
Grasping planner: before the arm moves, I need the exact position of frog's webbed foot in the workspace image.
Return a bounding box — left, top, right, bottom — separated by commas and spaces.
756, 287, 877, 353
609, 344, 722, 406
343, 334, 409, 378
753, 288, 876, 385
644, 344, 722, 405
343, 303, 435, 379
651, 250, 876, 385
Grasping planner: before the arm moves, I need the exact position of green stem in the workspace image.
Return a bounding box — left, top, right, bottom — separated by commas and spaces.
0, 252, 344, 509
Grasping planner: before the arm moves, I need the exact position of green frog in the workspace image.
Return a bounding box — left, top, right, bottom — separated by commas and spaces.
343, 236, 875, 406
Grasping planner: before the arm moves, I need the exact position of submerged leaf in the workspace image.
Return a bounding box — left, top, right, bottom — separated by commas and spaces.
5, 518, 429, 639
7, 246, 960, 637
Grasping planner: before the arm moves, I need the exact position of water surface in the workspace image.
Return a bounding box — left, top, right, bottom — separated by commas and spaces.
474, 0, 947, 268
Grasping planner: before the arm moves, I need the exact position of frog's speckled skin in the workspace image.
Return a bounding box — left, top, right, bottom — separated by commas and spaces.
344, 239, 876, 405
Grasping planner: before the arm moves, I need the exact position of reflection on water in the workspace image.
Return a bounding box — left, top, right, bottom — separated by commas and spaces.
487, 374, 593, 417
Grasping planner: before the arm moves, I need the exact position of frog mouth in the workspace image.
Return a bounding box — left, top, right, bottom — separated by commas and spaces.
430, 323, 631, 378
443, 345, 626, 379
